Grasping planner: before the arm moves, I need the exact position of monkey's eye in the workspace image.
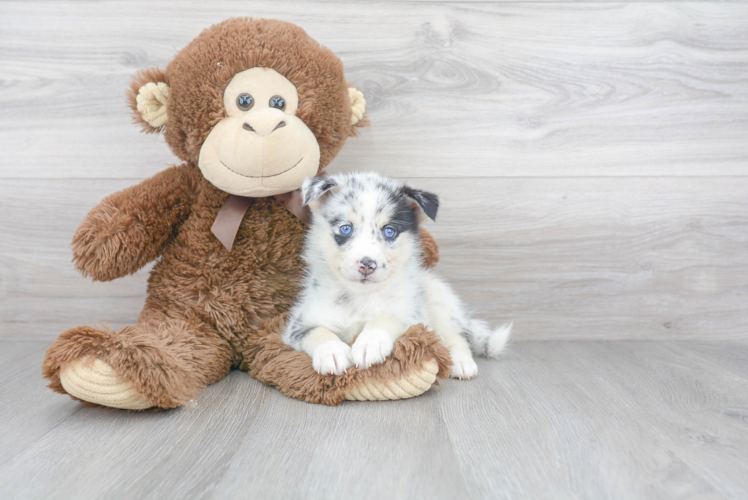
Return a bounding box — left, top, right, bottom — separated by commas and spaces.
269, 95, 286, 110
340, 224, 352, 236
383, 226, 397, 239
236, 93, 254, 111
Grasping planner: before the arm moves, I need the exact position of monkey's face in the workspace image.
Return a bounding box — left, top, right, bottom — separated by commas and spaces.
198, 68, 321, 197
128, 18, 368, 197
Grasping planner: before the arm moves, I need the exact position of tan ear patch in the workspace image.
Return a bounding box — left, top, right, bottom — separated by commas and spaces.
407, 200, 429, 223
348, 87, 366, 125
136, 82, 170, 128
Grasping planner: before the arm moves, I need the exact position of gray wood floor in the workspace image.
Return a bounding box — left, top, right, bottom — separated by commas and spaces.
1, 340, 747, 499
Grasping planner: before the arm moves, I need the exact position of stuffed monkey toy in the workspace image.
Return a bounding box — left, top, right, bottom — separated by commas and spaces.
42, 18, 451, 409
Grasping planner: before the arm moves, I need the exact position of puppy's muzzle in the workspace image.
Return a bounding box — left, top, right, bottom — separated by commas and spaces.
358, 257, 377, 276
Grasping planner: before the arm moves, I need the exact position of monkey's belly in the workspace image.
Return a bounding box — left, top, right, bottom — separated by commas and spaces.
143, 208, 306, 341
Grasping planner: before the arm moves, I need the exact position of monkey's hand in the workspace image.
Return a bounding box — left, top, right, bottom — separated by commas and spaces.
419, 228, 440, 268
72, 164, 198, 281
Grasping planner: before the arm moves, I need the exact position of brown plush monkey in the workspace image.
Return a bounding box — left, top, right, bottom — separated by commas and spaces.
42, 18, 451, 409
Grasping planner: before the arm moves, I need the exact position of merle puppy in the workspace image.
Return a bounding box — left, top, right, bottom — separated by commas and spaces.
283, 172, 511, 378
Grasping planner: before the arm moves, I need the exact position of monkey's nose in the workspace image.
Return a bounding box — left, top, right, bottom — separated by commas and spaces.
242, 116, 287, 136
358, 258, 377, 276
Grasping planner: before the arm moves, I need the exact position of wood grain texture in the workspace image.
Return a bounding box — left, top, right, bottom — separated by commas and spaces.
1, 1, 747, 341
1, 2, 747, 497
439, 340, 748, 499
3, 177, 746, 340
1, 340, 746, 499
1, 2, 747, 178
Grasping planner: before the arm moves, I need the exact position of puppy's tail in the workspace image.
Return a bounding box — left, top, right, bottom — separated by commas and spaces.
464, 320, 512, 358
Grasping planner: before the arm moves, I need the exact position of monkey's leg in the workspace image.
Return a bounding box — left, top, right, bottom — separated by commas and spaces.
42, 311, 233, 410
240, 314, 453, 405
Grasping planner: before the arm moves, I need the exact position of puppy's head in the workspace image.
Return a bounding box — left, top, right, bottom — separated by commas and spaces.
302, 172, 438, 286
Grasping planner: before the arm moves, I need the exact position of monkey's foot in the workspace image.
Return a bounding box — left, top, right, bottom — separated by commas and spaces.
59, 357, 153, 410
344, 359, 439, 401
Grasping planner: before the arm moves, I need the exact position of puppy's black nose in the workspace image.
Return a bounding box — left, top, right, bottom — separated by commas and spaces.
358, 258, 377, 276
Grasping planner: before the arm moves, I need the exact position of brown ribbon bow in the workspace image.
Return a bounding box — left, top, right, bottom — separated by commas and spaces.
211, 190, 311, 251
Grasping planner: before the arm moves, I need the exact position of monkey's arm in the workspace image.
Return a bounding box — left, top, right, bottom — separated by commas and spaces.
72, 164, 200, 281
419, 228, 440, 268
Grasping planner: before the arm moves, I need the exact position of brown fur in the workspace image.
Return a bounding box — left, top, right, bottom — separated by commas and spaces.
419, 227, 440, 268
155, 18, 357, 170
241, 315, 452, 406
42, 18, 444, 409
126, 67, 170, 134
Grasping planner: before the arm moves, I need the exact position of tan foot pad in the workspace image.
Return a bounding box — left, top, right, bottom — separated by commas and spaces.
343, 360, 439, 401
59, 358, 153, 410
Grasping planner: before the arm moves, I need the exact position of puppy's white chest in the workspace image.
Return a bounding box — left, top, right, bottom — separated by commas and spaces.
332, 287, 421, 338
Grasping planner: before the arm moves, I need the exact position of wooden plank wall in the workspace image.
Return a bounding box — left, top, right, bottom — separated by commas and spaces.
1, 1, 747, 340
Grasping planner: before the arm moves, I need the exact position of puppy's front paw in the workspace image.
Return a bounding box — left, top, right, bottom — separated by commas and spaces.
312, 341, 352, 375
450, 351, 478, 380
351, 329, 394, 369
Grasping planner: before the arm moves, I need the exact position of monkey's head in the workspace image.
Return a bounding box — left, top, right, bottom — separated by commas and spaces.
127, 18, 366, 197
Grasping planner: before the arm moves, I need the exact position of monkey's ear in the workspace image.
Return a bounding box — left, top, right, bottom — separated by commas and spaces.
302, 176, 338, 207
348, 87, 367, 127
126, 68, 170, 133
403, 186, 439, 222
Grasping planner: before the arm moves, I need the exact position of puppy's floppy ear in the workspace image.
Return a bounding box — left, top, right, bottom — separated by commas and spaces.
302, 176, 338, 206
126, 68, 169, 134
403, 186, 439, 222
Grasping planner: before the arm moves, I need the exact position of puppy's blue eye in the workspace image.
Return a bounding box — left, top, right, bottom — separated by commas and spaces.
340, 224, 352, 235
383, 226, 397, 239
269, 95, 285, 110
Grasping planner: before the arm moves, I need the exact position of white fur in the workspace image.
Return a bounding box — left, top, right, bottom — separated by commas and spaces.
350, 329, 394, 369
283, 171, 512, 379
312, 340, 352, 376
487, 322, 513, 358
450, 351, 478, 380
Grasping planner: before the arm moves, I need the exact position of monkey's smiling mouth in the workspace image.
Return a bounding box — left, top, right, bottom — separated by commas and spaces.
220, 157, 304, 179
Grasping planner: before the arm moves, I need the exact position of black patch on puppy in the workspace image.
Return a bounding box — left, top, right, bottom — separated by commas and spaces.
327, 216, 345, 227
387, 196, 419, 235
286, 318, 311, 344
459, 330, 474, 350
334, 233, 351, 246
326, 213, 352, 246
403, 186, 439, 221
302, 176, 338, 206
